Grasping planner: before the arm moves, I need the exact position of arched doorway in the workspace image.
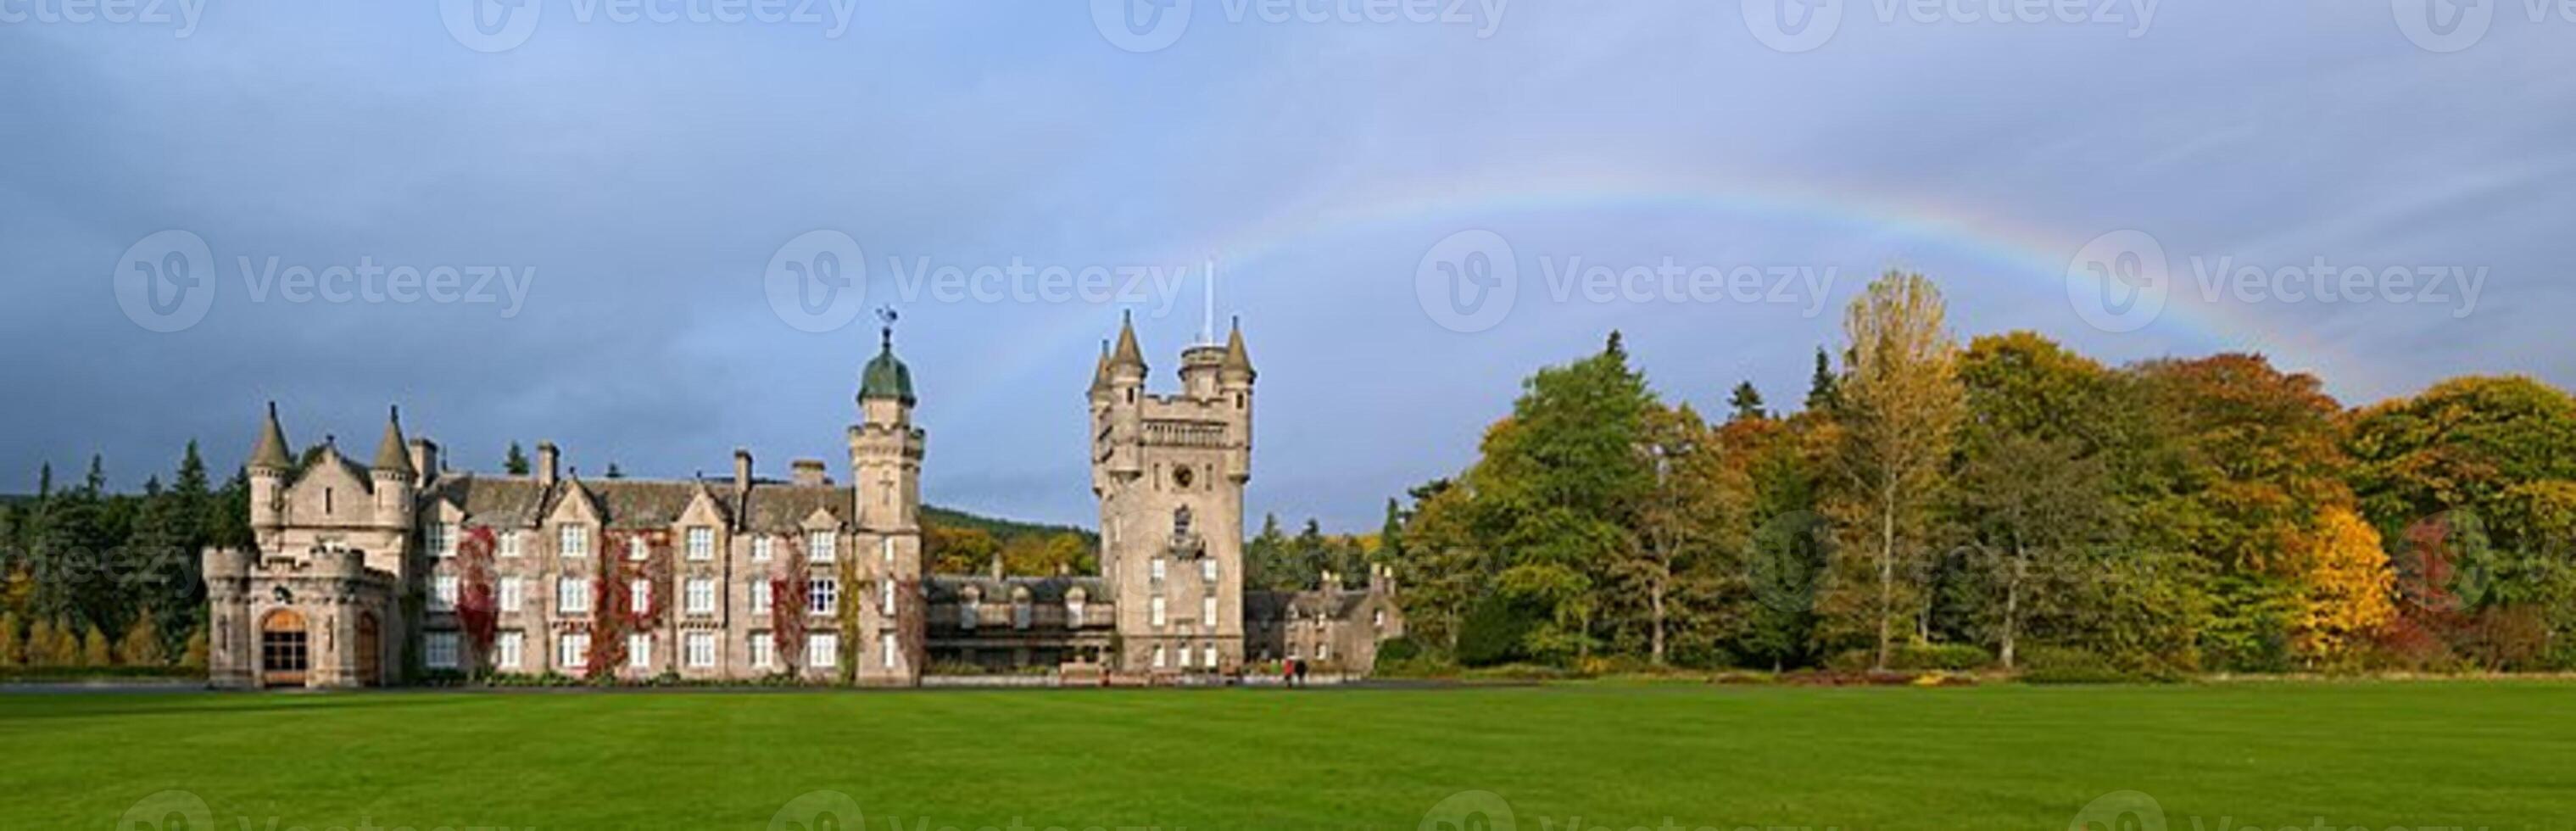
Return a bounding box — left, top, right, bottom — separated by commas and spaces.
259, 609, 310, 688
355, 612, 382, 687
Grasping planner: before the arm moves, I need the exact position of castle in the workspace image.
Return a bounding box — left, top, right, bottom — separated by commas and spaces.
200, 315, 1401, 688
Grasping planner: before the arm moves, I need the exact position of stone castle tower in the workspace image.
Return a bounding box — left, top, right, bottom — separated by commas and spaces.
849, 319, 928, 682
1090, 312, 1256, 672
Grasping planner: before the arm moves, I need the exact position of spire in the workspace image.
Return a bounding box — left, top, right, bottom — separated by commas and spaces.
372, 405, 415, 477
1090, 339, 1112, 395
250, 402, 292, 471
1109, 310, 1146, 371
1222, 315, 1254, 377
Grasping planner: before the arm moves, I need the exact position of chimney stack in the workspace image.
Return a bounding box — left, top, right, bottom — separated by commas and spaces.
790, 459, 828, 488
733, 449, 754, 494
408, 438, 440, 482
537, 442, 560, 488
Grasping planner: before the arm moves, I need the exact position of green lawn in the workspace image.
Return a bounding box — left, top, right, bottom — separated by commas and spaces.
5, 681, 2569, 830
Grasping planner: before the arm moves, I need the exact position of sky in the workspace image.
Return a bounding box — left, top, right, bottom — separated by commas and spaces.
3, 1, 2572, 530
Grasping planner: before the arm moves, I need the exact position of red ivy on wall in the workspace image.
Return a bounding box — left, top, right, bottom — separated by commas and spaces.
772, 534, 811, 677
454, 525, 500, 677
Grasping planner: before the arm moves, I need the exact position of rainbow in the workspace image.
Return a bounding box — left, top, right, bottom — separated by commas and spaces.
943, 169, 2367, 413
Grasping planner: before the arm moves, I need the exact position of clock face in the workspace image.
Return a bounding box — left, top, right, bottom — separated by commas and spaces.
1173, 466, 1195, 488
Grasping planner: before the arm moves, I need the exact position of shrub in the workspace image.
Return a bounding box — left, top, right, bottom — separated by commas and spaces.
1826, 643, 1993, 672
2016, 646, 2172, 684
1456, 595, 1540, 667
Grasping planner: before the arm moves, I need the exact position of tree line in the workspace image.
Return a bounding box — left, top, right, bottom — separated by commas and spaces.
0, 443, 249, 671
1375, 271, 2576, 676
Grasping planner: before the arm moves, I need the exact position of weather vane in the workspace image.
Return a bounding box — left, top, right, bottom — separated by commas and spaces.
876, 306, 898, 349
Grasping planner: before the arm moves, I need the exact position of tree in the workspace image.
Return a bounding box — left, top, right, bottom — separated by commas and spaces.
0, 612, 20, 667
1820, 271, 1965, 670
2296, 506, 2397, 666
1729, 416, 1827, 670
505, 443, 532, 476
180, 625, 209, 671
1727, 382, 1768, 422
1804, 348, 1840, 413
118, 608, 166, 666
1617, 404, 1748, 665
923, 524, 1001, 576
80, 624, 111, 667
1951, 432, 2116, 668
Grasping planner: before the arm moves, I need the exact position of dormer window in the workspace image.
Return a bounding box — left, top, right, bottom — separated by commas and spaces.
1173, 505, 1193, 537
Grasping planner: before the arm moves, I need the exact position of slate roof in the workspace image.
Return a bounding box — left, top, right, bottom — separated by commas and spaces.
421, 473, 853, 533
1245, 588, 1378, 622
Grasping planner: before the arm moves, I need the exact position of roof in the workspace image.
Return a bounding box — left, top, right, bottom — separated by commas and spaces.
859, 326, 916, 405
926, 574, 1105, 604
1245, 588, 1379, 622
1108, 310, 1146, 371
422, 474, 852, 533
1222, 319, 1254, 377
371, 407, 415, 477
250, 403, 292, 470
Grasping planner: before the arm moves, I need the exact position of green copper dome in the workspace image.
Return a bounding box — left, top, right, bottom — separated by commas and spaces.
860, 328, 916, 405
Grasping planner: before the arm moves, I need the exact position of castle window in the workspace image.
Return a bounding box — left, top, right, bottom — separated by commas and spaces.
496, 631, 523, 670
685, 578, 715, 615
560, 526, 591, 558
1150, 595, 1167, 627
558, 577, 590, 614
626, 534, 650, 561
428, 523, 455, 558
878, 579, 894, 613
1319, 642, 1332, 661
1151, 558, 1166, 583
881, 536, 895, 564
751, 582, 773, 615
806, 531, 837, 563
324, 488, 333, 515
629, 578, 651, 615
499, 577, 523, 613
686, 527, 714, 561
961, 590, 980, 629
809, 578, 838, 616
1012, 592, 1034, 629
1374, 610, 1386, 629
559, 633, 589, 670
750, 633, 775, 669
1235, 393, 1244, 410
1202, 644, 1218, 669
432, 575, 458, 611
426, 632, 459, 669
880, 633, 898, 668
628, 633, 652, 669
1152, 644, 1167, 668
1201, 559, 1218, 582
499, 531, 521, 558
685, 632, 715, 668
808, 633, 839, 669
1174, 506, 1193, 537
1066, 600, 1085, 628
1202, 596, 1217, 627
752, 535, 774, 562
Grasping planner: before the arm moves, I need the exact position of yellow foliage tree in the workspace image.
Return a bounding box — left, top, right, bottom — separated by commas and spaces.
81, 625, 114, 668
2296, 506, 2397, 666
119, 610, 166, 667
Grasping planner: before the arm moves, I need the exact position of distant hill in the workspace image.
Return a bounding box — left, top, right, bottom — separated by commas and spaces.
921, 504, 1096, 544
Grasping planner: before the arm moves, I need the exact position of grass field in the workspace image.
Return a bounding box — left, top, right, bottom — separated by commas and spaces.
5, 681, 2569, 830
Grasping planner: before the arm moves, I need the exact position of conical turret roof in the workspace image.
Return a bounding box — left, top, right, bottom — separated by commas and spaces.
373, 406, 415, 477
1109, 310, 1146, 371
250, 402, 292, 471
1222, 317, 1254, 377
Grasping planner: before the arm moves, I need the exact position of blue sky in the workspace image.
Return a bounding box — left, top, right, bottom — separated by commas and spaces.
3, 1, 2571, 529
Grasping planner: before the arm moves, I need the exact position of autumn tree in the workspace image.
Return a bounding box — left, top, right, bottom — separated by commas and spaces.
1615, 404, 1750, 665
1820, 271, 1965, 670
2296, 506, 2397, 666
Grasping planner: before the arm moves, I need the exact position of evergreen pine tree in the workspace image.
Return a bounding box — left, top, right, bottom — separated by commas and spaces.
1728, 381, 1769, 422
505, 443, 532, 476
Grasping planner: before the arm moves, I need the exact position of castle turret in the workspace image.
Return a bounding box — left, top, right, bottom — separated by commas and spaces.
248, 403, 291, 538
370, 406, 416, 530
1218, 318, 1256, 483
851, 316, 924, 533
1101, 311, 1147, 480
